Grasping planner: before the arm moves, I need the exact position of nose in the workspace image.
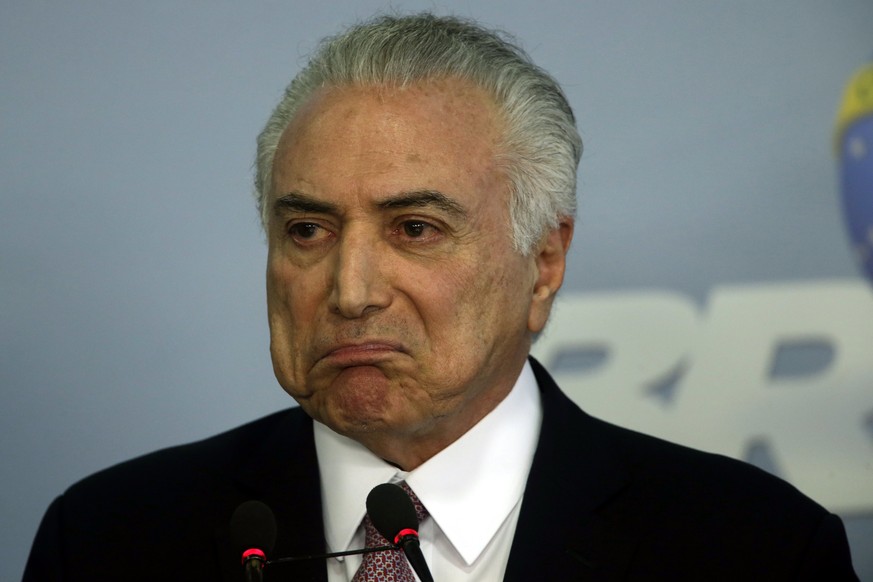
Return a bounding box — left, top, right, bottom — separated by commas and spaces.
328, 228, 392, 319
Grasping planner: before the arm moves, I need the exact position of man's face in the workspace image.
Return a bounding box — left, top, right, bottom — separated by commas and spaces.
265, 78, 567, 466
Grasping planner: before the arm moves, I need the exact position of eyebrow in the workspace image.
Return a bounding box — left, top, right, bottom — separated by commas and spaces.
273, 192, 337, 215
273, 189, 467, 219
376, 190, 467, 219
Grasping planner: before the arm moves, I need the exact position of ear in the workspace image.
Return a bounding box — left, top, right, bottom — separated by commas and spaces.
528, 218, 574, 333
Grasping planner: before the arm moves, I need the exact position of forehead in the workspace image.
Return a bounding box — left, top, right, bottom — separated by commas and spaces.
270, 78, 508, 205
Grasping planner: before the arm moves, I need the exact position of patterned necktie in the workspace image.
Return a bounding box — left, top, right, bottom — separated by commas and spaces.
351, 482, 429, 582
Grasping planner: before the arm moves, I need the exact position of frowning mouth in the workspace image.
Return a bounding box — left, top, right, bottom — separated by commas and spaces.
320, 341, 407, 367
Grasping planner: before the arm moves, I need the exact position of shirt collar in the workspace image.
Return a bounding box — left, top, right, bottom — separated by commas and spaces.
315, 360, 542, 566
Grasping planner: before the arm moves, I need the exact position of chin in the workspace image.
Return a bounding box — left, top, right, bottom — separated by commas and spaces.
322, 380, 395, 429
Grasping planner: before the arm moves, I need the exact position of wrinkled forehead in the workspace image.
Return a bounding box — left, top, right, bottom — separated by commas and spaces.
270, 78, 510, 200
282, 77, 506, 144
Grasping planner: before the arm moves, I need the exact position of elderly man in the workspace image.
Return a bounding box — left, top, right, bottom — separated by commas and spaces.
25, 13, 856, 581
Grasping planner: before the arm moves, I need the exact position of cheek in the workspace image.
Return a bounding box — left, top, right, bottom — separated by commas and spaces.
266, 255, 328, 323
266, 262, 297, 336
419, 254, 530, 352
479, 255, 537, 341
266, 258, 329, 386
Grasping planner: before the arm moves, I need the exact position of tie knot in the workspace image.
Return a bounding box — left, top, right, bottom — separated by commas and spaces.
398, 482, 429, 524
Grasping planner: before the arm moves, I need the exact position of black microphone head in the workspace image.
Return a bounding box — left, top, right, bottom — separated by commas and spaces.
366, 483, 418, 543
229, 500, 278, 557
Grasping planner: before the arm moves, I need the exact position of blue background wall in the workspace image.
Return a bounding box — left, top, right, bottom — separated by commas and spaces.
2, 1, 871, 579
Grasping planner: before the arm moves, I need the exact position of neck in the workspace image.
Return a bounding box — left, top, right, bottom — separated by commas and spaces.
356, 381, 515, 471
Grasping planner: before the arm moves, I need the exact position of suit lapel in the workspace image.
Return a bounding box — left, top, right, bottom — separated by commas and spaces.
504, 359, 637, 581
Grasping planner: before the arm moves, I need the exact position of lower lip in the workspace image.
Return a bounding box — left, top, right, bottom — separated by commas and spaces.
323, 345, 401, 366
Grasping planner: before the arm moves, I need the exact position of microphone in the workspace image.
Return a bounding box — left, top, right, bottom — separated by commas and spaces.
229, 500, 278, 582
366, 483, 434, 582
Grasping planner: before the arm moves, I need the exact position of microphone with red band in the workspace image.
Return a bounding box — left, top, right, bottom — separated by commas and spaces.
367, 483, 434, 582
229, 483, 433, 582
395, 528, 418, 542
229, 500, 277, 582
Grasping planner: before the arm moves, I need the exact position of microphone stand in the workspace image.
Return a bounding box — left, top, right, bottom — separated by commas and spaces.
266, 544, 396, 566
242, 552, 266, 582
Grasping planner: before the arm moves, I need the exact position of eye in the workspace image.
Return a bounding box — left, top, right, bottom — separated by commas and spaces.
396, 219, 441, 242
287, 222, 332, 245
402, 221, 429, 237
290, 223, 318, 238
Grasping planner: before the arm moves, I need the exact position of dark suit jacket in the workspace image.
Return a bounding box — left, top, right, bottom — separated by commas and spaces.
24, 359, 857, 580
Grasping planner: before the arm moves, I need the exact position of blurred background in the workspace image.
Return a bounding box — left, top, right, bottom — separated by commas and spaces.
2, 1, 871, 579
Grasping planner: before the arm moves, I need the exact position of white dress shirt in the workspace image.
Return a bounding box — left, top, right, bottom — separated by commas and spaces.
314, 360, 543, 581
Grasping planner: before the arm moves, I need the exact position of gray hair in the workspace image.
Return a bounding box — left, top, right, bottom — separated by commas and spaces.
254, 13, 582, 254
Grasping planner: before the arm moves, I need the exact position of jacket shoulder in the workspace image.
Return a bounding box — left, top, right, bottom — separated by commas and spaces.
523, 358, 857, 578
68, 407, 304, 498
24, 407, 314, 582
